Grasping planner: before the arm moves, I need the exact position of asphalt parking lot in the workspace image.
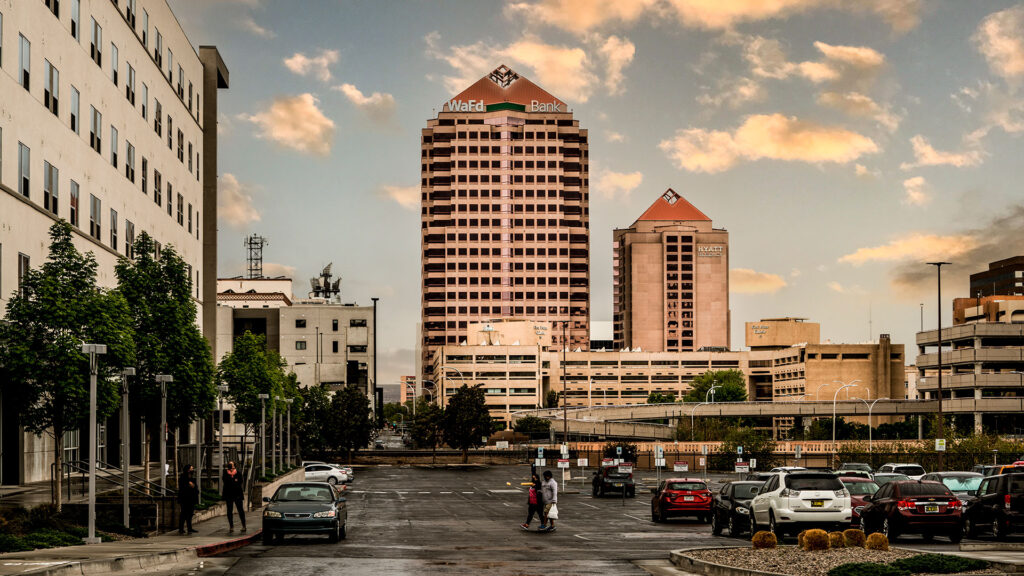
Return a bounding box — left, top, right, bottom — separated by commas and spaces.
180, 465, 1009, 576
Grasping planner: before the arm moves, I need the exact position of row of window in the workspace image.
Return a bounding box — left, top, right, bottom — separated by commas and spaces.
425, 218, 587, 228
0, 243, 32, 299
293, 318, 368, 329
294, 341, 367, 353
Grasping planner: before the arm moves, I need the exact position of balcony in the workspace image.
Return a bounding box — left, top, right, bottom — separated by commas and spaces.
917, 347, 1024, 367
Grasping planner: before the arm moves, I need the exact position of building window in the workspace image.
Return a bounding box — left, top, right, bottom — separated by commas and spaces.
19, 34, 30, 90
141, 83, 148, 118
126, 142, 135, 182
166, 183, 172, 216
167, 49, 172, 82
195, 210, 200, 239
17, 253, 30, 297
89, 107, 102, 152
295, 341, 307, 351
332, 319, 339, 331
71, 0, 80, 40
188, 82, 193, 113
167, 116, 172, 149
126, 64, 135, 104
126, 0, 137, 27
188, 142, 193, 172
89, 194, 101, 240
154, 29, 162, 67
0, 12, 4, 72
348, 345, 367, 353
141, 157, 148, 193
177, 130, 184, 162
295, 319, 307, 328
187, 203, 192, 233
176, 193, 183, 225
142, 10, 148, 48
110, 126, 118, 167
350, 319, 367, 327
332, 341, 339, 354
110, 209, 118, 250
90, 19, 102, 67
70, 86, 80, 133
110, 42, 118, 85
154, 170, 161, 205
45, 0, 59, 17
125, 220, 134, 258
154, 99, 162, 135
177, 65, 183, 98
18, 142, 29, 197
70, 181, 79, 226
44, 60, 59, 115
43, 161, 58, 215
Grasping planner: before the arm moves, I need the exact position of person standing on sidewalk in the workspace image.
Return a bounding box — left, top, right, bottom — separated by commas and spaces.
222, 461, 247, 533
521, 472, 545, 531
178, 465, 199, 535
541, 470, 558, 532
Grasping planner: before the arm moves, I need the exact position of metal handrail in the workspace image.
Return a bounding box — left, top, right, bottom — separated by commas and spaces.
65, 459, 176, 498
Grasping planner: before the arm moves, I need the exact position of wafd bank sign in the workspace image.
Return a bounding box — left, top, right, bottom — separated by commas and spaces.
446, 99, 564, 112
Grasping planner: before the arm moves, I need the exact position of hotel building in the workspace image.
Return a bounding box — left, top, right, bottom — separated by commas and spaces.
613, 189, 729, 352
420, 65, 590, 388
0, 0, 226, 485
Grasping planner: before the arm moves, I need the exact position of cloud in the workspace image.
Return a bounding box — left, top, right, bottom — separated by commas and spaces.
660, 113, 878, 173
239, 14, 275, 38
242, 94, 335, 156
827, 281, 845, 293
598, 35, 635, 95
855, 164, 880, 178
504, 0, 655, 35
730, 269, 787, 294
283, 49, 340, 83
662, 0, 920, 32
218, 173, 261, 229
838, 233, 979, 266
818, 91, 901, 132
262, 262, 297, 278
378, 185, 420, 210
605, 131, 626, 142
902, 176, 929, 206
973, 5, 1024, 81
899, 135, 983, 170
696, 76, 764, 109
593, 169, 643, 199
745, 38, 885, 89
334, 83, 396, 123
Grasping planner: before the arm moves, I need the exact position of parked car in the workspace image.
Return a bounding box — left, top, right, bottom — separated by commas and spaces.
839, 471, 873, 480
920, 472, 982, 505
262, 482, 347, 544
963, 472, 1024, 539
840, 476, 880, 527
873, 473, 910, 487
651, 478, 712, 523
750, 472, 852, 537
839, 462, 873, 474
859, 480, 962, 543
711, 481, 762, 537
769, 466, 807, 473
329, 464, 355, 481
972, 464, 998, 475
983, 464, 1024, 477
592, 464, 635, 497
745, 472, 774, 482
304, 464, 349, 485
877, 463, 926, 479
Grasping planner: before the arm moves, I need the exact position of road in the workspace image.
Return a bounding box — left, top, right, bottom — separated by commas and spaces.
173, 465, 978, 576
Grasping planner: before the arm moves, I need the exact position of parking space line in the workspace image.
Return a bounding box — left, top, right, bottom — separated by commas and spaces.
623, 513, 648, 522
580, 502, 598, 509
574, 534, 592, 541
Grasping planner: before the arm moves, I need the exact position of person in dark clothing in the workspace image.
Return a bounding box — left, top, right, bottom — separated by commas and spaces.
178, 465, 199, 534
222, 461, 246, 532
520, 472, 545, 530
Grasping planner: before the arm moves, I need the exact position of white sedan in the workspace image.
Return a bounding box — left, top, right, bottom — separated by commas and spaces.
304, 464, 348, 485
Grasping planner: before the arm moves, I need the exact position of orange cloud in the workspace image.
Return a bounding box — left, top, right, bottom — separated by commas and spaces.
900, 135, 983, 170
243, 94, 335, 156
594, 169, 643, 199
730, 269, 788, 294
378, 185, 419, 210
334, 83, 396, 123
974, 5, 1024, 80
838, 233, 978, 266
283, 49, 340, 83
901, 176, 929, 206
218, 173, 261, 229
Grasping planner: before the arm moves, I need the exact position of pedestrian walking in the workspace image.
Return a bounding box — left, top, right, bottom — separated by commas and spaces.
222, 461, 247, 533
520, 472, 545, 531
178, 465, 199, 535
541, 470, 558, 532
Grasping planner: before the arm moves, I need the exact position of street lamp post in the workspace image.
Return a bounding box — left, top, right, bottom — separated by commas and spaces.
120, 367, 135, 528
216, 384, 228, 494
82, 343, 107, 544
258, 394, 269, 476
155, 374, 174, 494
690, 402, 709, 442
927, 261, 951, 471
705, 383, 722, 404
272, 396, 280, 473
285, 398, 294, 467
831, 383, 857, 459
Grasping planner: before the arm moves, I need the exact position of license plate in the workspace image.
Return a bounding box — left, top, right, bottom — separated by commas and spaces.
811, 500, 824, 508
684, 496, 694, 501
613, 483, 623, 487
925, 505, 939, 513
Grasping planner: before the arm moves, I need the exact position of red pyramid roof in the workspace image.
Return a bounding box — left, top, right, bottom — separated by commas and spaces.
636, 189, 711, 222
443, 65, 566, 110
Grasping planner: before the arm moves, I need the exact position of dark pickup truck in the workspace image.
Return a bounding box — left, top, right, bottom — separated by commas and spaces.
592, 464, 635, 497
963, 472, 1024, 539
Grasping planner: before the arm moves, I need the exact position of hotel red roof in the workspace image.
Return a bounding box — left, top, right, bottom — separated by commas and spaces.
444, 64, 566, 109
636, 189, 711, 222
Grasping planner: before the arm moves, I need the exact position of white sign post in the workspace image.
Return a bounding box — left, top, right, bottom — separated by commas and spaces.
735, 462, 750, 474
750, 458, 757, 470
935, 439, 946, 452
794, 444, 802, 460
496, 441, 509, 450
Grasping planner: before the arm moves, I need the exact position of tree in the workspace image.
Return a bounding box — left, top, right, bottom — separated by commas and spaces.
721, 428, 777, 469
602, 441, 638, 463
294, 383, 332, 454
0, 221, 134, 508
409, 399, 445, 462
544, 390, 559, 408
325, 384, 373, 463
443, 385, 493, 463
382, 401, 413, 426
115, 232, 215, 468
513, 415, 551, 438
683, 370, 748, 403
647, 391, 676, 404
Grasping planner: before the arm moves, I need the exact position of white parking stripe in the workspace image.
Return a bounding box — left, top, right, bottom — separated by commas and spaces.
623, 514, 647, 522
580, 502, 599, 509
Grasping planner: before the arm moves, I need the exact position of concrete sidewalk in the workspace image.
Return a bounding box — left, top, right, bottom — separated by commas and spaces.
0, 507, 261, 576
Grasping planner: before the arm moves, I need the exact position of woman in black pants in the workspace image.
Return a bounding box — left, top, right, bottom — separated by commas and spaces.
178, 465, 199, 534
520, 472, 545, 530
222, 461, 246, 532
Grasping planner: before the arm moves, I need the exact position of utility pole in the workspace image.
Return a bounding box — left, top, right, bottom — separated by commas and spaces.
372, 297, 379, 422
156, 374, 174, 494
120, 367, 135, 528
927, 261, 950, 472
286, 398, 294, 467
217, 384, 228, 493
272, 396, 279, 472
258, 394, 269, 476
82, 344, 107, 544
562, 321, 568, 444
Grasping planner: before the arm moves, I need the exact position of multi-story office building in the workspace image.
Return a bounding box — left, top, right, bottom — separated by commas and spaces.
969, 256, 1024, 297
613, 189, 729, 352
0, 1, 226, 485
953, 295, 1024, 325
420, 64, 591, 388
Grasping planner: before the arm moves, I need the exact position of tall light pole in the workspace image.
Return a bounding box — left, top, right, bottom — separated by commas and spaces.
561, 321, 568, 444
120, 367, 135, 528
216, 384, 228, 494
258, 393, 269, 476
705, 383, 722, 403
155, 374, 173, 494
272, 396, 280, 472
851, 396, 886, 453
285, 398, 294, 467
82, 343, 107, 544
372, 297, 379, 421
690, 401, 709, 442
832, 383, 857, 459
927, 261, 951, 471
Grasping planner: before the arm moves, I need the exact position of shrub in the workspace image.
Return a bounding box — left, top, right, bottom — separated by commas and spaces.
828, 531, 846, 548
802, 528, 830, 551
22, 529, 82, 549
0, 506, 29, 534
0, 534, 32, 553
27, 504, 61, 531
865, 533, 889, 551
843, 528, 866, 548
752, 530, 778, 549
889, 554, 989, 574
828, 563, 909, 576
797, 529, 808, 548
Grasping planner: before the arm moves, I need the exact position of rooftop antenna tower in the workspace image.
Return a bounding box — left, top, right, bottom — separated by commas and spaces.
244, 234, 269, 278
309, 263, 341, 300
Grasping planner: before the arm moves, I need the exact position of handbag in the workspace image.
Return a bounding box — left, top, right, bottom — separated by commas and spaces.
547, 503, 559, 520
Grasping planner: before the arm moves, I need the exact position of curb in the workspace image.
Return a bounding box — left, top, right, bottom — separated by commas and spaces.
195, 529, 263, 557
4, 549, 199, 576
670, 547, 790, 576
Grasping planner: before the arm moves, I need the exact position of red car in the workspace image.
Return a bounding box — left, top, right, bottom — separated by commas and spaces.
840, 476, 880, 527
651, 478, 712, 523
859, 480, 963, 542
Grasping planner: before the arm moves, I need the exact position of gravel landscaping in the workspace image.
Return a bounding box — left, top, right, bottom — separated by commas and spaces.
682, 547, 1007, 576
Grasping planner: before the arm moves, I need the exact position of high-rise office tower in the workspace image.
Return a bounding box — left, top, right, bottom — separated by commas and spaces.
613, 189, 729, 352
420, 65, 590, 386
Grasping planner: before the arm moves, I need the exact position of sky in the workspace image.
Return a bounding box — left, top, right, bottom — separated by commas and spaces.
168, 0, 1024, 386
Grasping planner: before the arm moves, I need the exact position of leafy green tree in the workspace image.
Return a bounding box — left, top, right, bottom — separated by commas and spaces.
115, 232, 215, 463
602, 441, 638, 463
513, 415, 551, 438
0, 222, 135, 508
293, 383, 332, 454
325, 384, 373, 463
544, 390, 559, 408
647, 391, 676, 404
409, 399, 445, 462
683, 370, 748, 403
382, 401, 413, 426
443, 385, 493, 463
721, 428, 777, 469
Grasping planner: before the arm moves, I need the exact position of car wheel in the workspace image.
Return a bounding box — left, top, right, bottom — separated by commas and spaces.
593, 485, 600, 498
262, 531, 274, 546
948, 526, 963, 544
859, 516, 872, 535
882, 519, 899, 542
922, 532, 934, 542
328, 522, 340, 543
328, 476, 338, 485
768, 511, 780, 538
711, 512, 722, 535
727, 514, 740, 537
627, 487, 635, 498
339, 522, 347, 540
964, 516, 978, 538
750, 514, 759, 536
993, 518, 1007, 541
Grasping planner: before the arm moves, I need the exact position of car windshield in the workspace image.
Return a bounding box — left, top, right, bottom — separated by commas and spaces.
274, 485, 335, 502
942, 477, 982, 493
875, 474, 909, 485
898, 483, 952, 497
786, 475, 843, 491
1010, 478, 1024, 493
843, 481, 879, 495
733, 484, 761, 499
894, 466, 925, 476
667, 482, 705, 491
841, 464, 871, 472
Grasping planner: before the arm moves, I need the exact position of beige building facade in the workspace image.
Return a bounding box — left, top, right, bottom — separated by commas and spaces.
0, 0, 226, 485
613, 189, 729, 353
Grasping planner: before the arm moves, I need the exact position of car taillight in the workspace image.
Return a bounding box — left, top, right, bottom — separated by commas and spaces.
835, 488, 849, 498
1006, 495, 1012, 510
780, 489, 800, 497
897, 500, 915, 511
947, 500, 962, 510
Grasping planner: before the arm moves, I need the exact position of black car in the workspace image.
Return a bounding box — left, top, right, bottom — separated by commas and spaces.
963, 472, 1024, 539
711, 481, 761, 537
920, 472, 983, 506
592, 464, 635, 497
859, 480, 962, 543
262, 482, 348, 544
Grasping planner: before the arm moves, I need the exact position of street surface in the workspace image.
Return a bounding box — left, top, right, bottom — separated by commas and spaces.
171, 465, 995, 576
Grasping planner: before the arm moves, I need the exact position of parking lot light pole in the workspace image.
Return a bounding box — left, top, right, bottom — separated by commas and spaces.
82, 343, 107, 544
273, 396, 280, 472
216, 384, 228, 494
285, 398, 294, 467
120, 367, 135, 528
831, 383, 857, 460
258, 394, 269, 476
927, 261, 951, 472
155, 374, 174, 494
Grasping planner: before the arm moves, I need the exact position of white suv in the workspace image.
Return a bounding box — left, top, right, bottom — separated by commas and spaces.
304, 464, 349, 485
750, 471, 852, 537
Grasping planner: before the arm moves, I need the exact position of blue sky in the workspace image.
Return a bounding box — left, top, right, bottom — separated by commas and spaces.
169, 0, 1024, 385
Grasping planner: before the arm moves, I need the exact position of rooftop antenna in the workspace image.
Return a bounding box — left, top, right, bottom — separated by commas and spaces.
309, 263, 341, 300
244, 234, 268, 278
